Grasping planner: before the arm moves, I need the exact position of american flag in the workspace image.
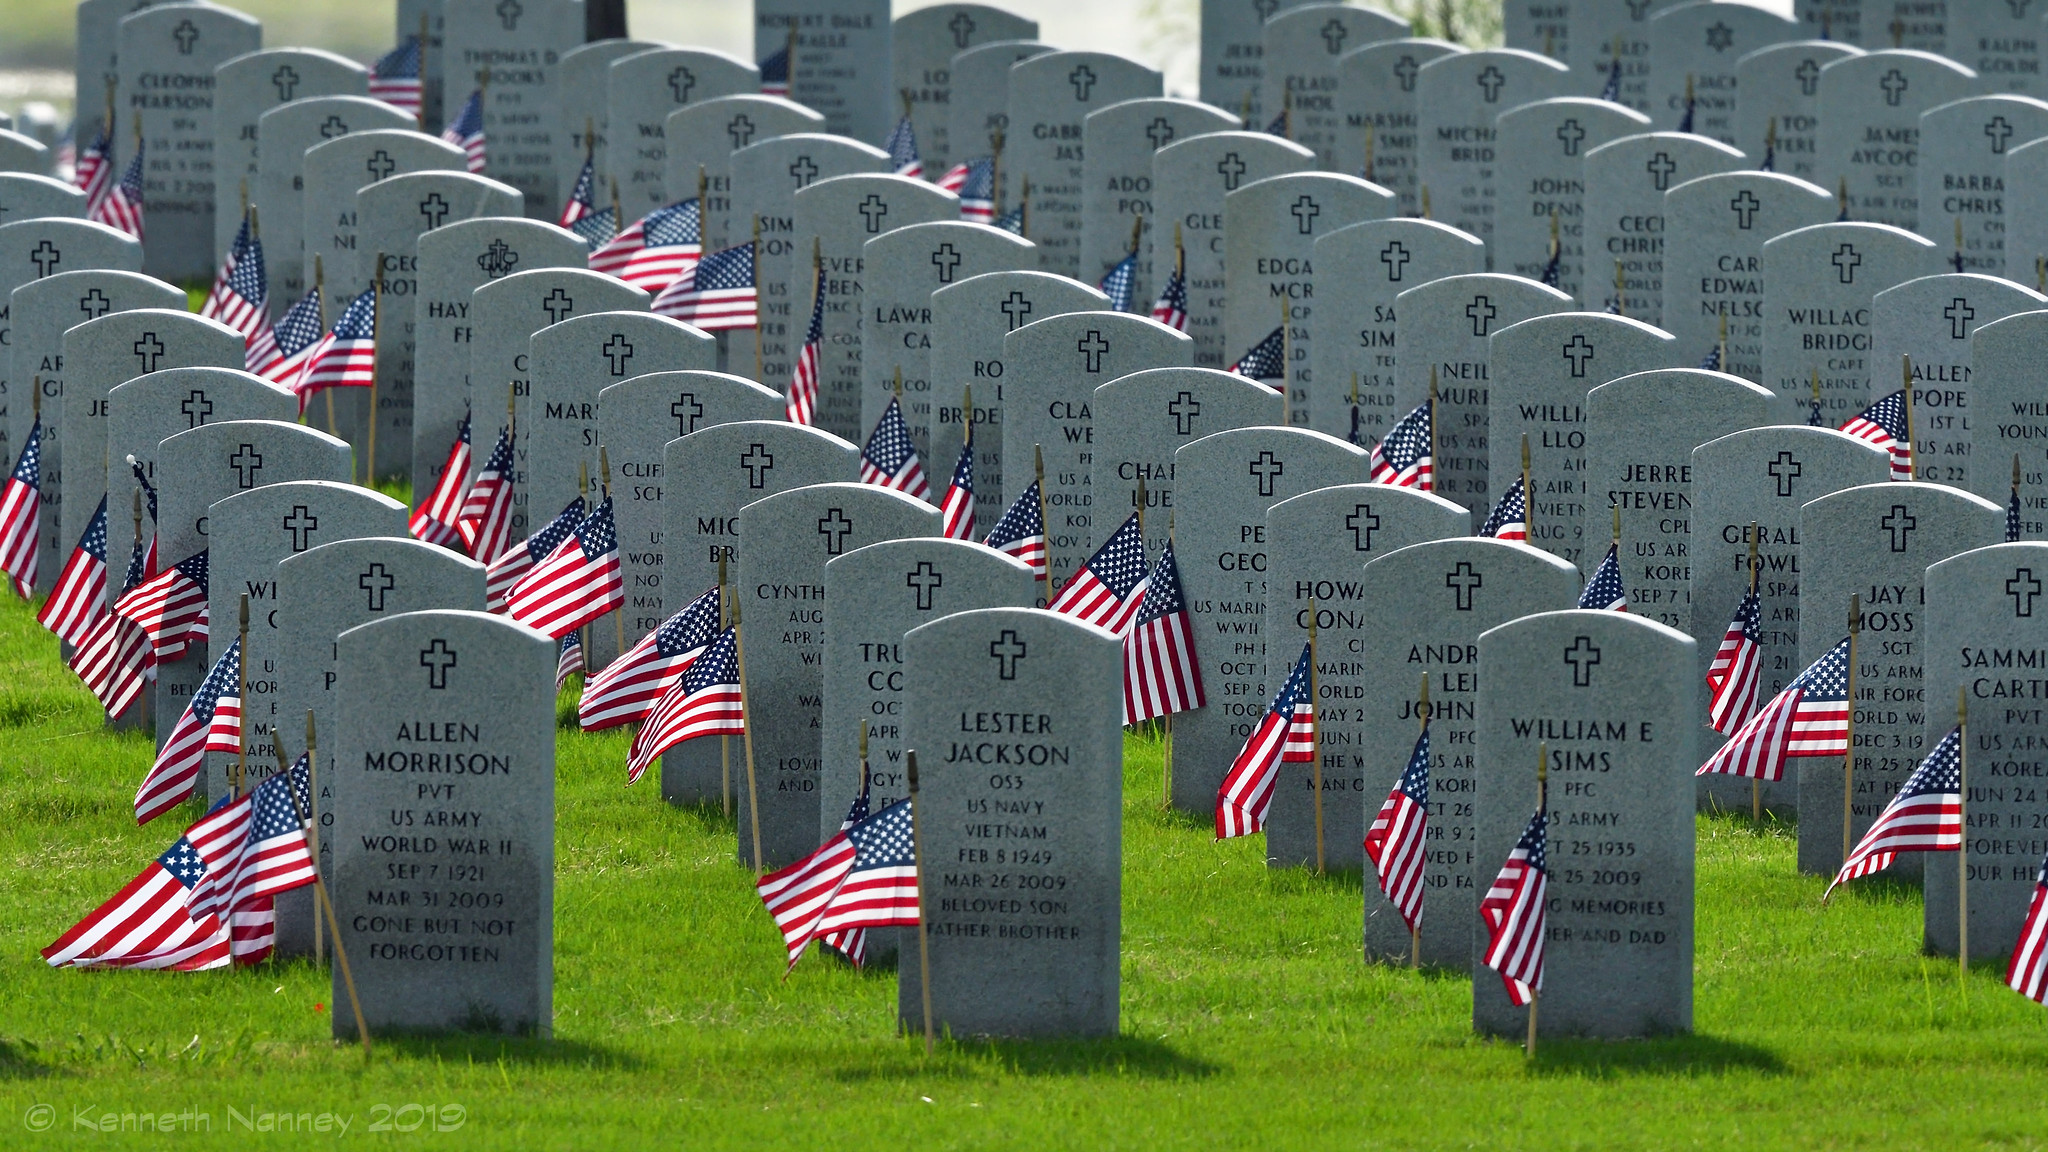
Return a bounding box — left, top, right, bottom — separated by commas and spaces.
816, 775, 874, 964
787, 258, 825, 424
1262, 107, 1290, 137
578, 583, 720, 731
1827, 725, 1962, 897
612, 198, 701, 291
369, 35, 424, 120
1230, 325, 1286, 383
558, 156, 599, 227
948, 155, 994, 222
759, 784, 863, 967
626, 625, 744, 784
809, 797, 920, 950
1808, 393, 1826, 427
248, 287, 325, 383
569, 203, 619, 254
984, 481, 1047, 577
1349, 404, 1365, 447
652, 241, 756, 329
202, 211, 268, 340
1696, 635, 1851, 781
1840, 389, 1912, 480
71, 528, 156, 720
293, 288, 377, 405
41, 802, 239, 971
75, 119, 113, 211
0, 417, 40, 597
1370, 400, 1433, 489
555, 632, 583, 690
506, 495, 622, 639
1706, 588, 1763, 734
1600, 49, 1622, 102
759, 41, 791, 97
992, 200, 1025, 236
1578, 542, 1626, 611
483, 495, 583, 612
442, 88, 486, 172
134, 636, 240, 825
410, 410, 472, 549
114, 549, 209, 663
211, 757, 317, 964
1539, 238, 1561, 289
884, 116, 922, 178
1760, 132, 1776, 173
1364, 723, 1431, 935
38, 495, 108, 646
2008, 846, 2048, 1005
1150, 262, 1188, 332
1098, 250, 1137, 313
1698, 341, 1722, 371
1677, 88, 1696, 134
940, 425, 975, 540
1479, 475, 1526, 541
1123, 540, 1203, 726
858, 396, 930, 500
1215, 641, 1315, 839
1480, 803, 1549, 1007
457, 423, 516, 563
91, 139, 144, 240
1049, 512, 1149, 636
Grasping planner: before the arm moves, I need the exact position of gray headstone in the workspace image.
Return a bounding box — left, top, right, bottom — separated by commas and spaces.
1414, 49, 1572, 248
1968, 309, 2048, 530
303, 130, 465, 302
213, 48, 369, 263
1819, 49, 1979, 232
1199, 0, 1319, 122
553, 39, 663, 214
608, 47, 757, 220
1573, 0, 1691, 115
1474, 609, 1696, 1039
0, 220, 146, 421
1866, 1, 1945, 54
77, 0, 163, 145
1583, 131, 1746, 325
756, 0, 894, 145
409, 217, 585, 501
1168, 426, 1371, 811
929, 270, 1109, 540
2003, 136, 2048, 282
1798, 481, 2002, 878
329, 609, 554, 1037
1079, 97, 1239, 315
1311, 218, 1486, 444
1395, 273, 1575, 519
443, 0, 584, 221
892, 4, 1039, 176
1760, 220, 1943, 424
1492, 97, 1652, 294
257, 97, 417, 307
1793, 0, 1860, 45
1503, 0, 1572, 62
1733, 40, 1861, 181
0, 174, 88, 222
663, 96, 823, 250
396, 0, 447, 131
1355, 538, 1581, 966
1919, 96, 2048, 273
1488, 311, 1681, 567
1009, 51, 1163, 278
0, 132, 50, 176
897, 606, 1123, 1038
946, 39, 1056, 218
1689, 424, 1891, 813
1261, 4, 1408, 168
1334, 39, 1465, 217
1662, 170, 1837, 382
1645, 1, 1798, 143
1151, 131, 1314, 370
1264, 483, 1468, 869
1003, 311, 1192, 585
1094, 366, 1285, 560
1872, 272, 2047, 489
115, 2, 263, 282
1948, 4, 2042, 94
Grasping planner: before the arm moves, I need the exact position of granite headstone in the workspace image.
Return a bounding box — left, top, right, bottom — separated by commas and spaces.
891, 4, 1039, 175
1492, 97, 1651, 294
442, 0, 585, 221
256, 97, 417, 307
1009, 51, 1163, 278
1093, 366, 1284, 560
1334, 38, 1464, 217
1917, 96, 2048, 273
1413, 49, 1571, 249
945, 39, 1056, 218
1260, 4, 1408, 168
1661, 170, 1836, 382
211, 47, 367, 262
552, 38, 662, 213
1732, 40, 1861, 181
607, 47, 757, 219
1759, 220, 1942, 424
1078, 97, 1239, 315
755, 0, 894, 146
1582, 131, 1745, 324
1817, 49, 1978, 232
1967, 309, 2048, 532
662, 96, 822, 250
1643, 1, 1798, 144
1871, 272, 2047, 489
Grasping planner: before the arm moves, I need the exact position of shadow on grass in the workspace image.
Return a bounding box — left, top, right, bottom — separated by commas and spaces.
371, 1032, 644, 1071
0, 1037, 58, 1081
833, 1032, 1220, 1081
1528, 1032, 1788, 1079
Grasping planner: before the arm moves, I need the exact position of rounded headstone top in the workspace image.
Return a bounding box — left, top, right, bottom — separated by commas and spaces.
1155, 129, 1316, 168
1586, 130, 1747, 165
1928, 540, 2048, 581
1818, 47, 1978, 86
1801, 479, 2004, 517
904, 602, 1119, 646
1734, 38, 1862, 71
676, 417, 858, 454
215, 45, 368, 81
1366, 533, 1582, 580
1762, 219, 1939, 255
1479, 604, 1696, 648
829, 535, 1033, 579
1665, 169, 1832, 202
212, 477, 408, 516
282, 534, 488, 579
1318, 215, 1483, 255
1692, 423, 1888, 462
1596, 367, 1774, 399
336, 606, 551, 649
1491, 310, 1675, 342
1336, 35, 1463, 68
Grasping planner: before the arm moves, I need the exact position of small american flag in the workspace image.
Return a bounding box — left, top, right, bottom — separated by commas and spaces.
293, 288, 378, 406
1215, 641, 1315, 839
1706, 589, 1763, 734
1827, 725, 1962, 897
1049, 512, 1149, 636
248, 287, 324, 383
948, 155, 994, 222
441, 88, 486, 172
787, 259, 825, 424
71, 528, 155, 720
555, 632, 583, 690
984, 480, 1046, 577
816, 775, 873, 964
858, 396, 930, 500
1697, 341, 1722, 371
627, 625, 744, 784
1150, 263, 1188, 332
91, 139, 144, 240
809, 797, 920, 946
1370, 399, 1433, 489
114, 549, 208, 662
1479, 475, 1526, 541
1808, 393, 1826, 427
42, 803, 237, 971
410, 410, 472, 549
1229, 325, 1286, 383
1365, 723, 1431, 935
1840, 389, 1912, 480
458, 423, 516, 564
2008, 846, 2048, 1005
1481, 803, 1549, 1007
653, 240, 756, 329
484, 495, 584, 613
75, 119, 113, 211
39, 495, 108, 646
578, 583, 720, 731
369, 35, 424, 120
1539, 239, 1561, 289
1262, 106, 1290, 138
569, 203, 619, 253
884, 116, 922, 178
1677, 88, 1696, 134
941, 423, 975, 540
1123, 540, 1203, 725
506, 495, 622, 639
1697, 635, 1850, 781
559, 156, 599, 227
202, 211, 268, 340
1098, 250, 1137, 312
588, 213, 647, 276
1600, 50, 1622, 102
992, 200, 1025, 235
1578, 542, 1627, 611
758, 790, 861, 967
55, 122, 77, 185
134, 636, 240, 825
614, 198, 701, 291
0, 417, 41, 597
758, 41, 791, 97
214, 757, 317, 964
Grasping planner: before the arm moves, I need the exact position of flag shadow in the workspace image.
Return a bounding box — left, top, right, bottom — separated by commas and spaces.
1526, 1032, 1786, 1079
831, 1032, 1219, 1081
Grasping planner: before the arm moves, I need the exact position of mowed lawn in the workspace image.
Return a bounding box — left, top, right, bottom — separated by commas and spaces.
0, 588, 2044, 1151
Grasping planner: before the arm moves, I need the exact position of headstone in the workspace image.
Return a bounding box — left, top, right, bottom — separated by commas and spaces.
929, 270, 1109, 543
1311, 218, 1486, 445
1263, 482, 1467, 868
1394, 274, 1575, 519
1819, 50, 1978, 232
1009, 51, 1164, 278
213, 48, 368, 263
1413, 49, 1571, 249
1759, 220, 1942, 424
1732, 40, 1861, 181
204, 479, 408, 798
552, 39, 663, 213
443, 0, 585, 221
0, 173, 88, 222
2003, 137, 2048, 282
1261, 4, 1408, 168
76, 0, 161, 147
1151, 130, 1314, 369
1919, 96, 2048, 274
861, 220, 1032, 457
396, 0, 447, 131
1003, 311, 1192, 585
1872, 272, 2047, 488
892, 4, 1039, 175
1583, 131, 1746, 324
1094, 366, 1284, 560
1947, 5, 2042, 95
0, 219, 146, 427
0, 132, 50, 176
1079, 97, 1239, 317
1492, 97, 1651, 294
663, 96, 822, 250
329, 608, 554, 1037
1334, 38, 1464, 217
409, 217, 583, 503
302, 130, 465, 302
1798, 481, 2002, 877
1474, 609, 1696, 1039
1489, 312, 1681, 567
1689, 425, 1891, 812
792, 172, 957, 441
115, 1, 263, 282
755, 0, 893, 145
1644, 1, 1798, 144
257, 97, 417, 307
659, 420, 856, 806
1168, 426, 1371, 811
1793, 0, 1860, 45
608, 47, 757, 219
898, 606, 1123, 1038
1503, 1, 1572, 63
948, 39, 1057, 218
1199, 0, 1319, 123
1355, 538, 1581, 966
1865, 1, 1944, 54
1662, 170, 1836, 382
1968, 310, 2048, 531
1574, 0, 1689, 116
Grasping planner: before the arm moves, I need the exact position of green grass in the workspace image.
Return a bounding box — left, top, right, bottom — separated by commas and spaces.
1, 592, 2044, 1150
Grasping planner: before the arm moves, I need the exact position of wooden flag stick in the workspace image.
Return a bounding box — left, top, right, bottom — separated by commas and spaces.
1309, 596, 1323, 875
1749, 522, 1762, 821
1420, 184, 1431, 221
1019, 176, 1030, 240
1426, 365, 1438, 495
1127, 211, 1144, 258
585, 116, 595, 166
290, 713, 371, 1057
1812, 367, 1823, 420
365, 252, 384, 486
1844, 594, 1862, 866
734, 593, 765, 873
306, 708, 322, 963
1034, 444, 1050, 602
314, 254, 337, 435
1363, 122, 1375, 184
1163, 511, 1177, 810
1528, 742, 1547, 1059
906, 749, 935, 1056
1901, 355, 1917, 478
990, 129, 1005, 219
719, 553, 731, 818
1135, 474, 1146, 539
1413, 672, 1428, 968
1958, 684, 1970, 979
1717, 312, 1728, 369
234, 595, 250, 797
1173, 218, 1184, 283
1521, 433, 1532, 541
599, 445, 625, 658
